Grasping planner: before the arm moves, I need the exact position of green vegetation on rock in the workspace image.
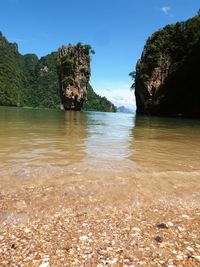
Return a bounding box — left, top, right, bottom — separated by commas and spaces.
0, 32, 25, 107
82, 85, 117, 112
132, 11, 200, 117
58, 43, 91, 110
0, 32, 115, 112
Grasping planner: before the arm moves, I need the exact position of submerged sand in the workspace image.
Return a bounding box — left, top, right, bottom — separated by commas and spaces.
0, 163, 200, 267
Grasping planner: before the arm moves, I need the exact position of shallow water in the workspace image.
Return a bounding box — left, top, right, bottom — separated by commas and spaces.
0, 107, 200, 195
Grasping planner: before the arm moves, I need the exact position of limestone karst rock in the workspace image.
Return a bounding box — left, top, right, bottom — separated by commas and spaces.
132, 14, 200, 118
58, 44, 91, 110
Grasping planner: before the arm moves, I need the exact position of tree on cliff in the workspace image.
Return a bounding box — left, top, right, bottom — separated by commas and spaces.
129, 71, 136, 90
132, 11, 200, 117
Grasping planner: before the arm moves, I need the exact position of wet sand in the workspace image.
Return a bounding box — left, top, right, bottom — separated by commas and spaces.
1, 163, 200, 267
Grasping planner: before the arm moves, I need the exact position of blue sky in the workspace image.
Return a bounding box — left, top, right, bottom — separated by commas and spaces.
0, 0, 199, 108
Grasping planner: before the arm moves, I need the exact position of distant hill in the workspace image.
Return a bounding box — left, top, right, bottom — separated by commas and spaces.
117, 106, 133, 113
0, 32, 116, 112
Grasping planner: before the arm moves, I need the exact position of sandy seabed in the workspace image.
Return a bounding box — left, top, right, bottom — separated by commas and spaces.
0, 164, 200, 267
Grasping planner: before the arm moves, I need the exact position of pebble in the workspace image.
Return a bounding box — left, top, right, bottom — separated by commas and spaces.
154, 236, 163, 243
193, 255, 200, 261
107, 258, 118, 264
166, 222, 174, 227
187, 246, 194, 252
39, 263, 50, 267
39, 256, 50, 267
132, 227, 141, 232
177, 226, 184, 232
182, 214, 191, 219
24, 228, 31, 234
79, 235, 89, 241
156, 223, 168, 229
176, 255, 183, 260
11, 243, 17, 249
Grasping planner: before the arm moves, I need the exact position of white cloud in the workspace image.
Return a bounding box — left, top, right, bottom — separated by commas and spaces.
91, 80, 136, 110
161, 6, 171, 15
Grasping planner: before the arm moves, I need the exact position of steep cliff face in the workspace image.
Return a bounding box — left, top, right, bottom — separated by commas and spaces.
135, 49, 171, 115
0, 32, 26, 106
133, 14, 200, 117
58, 44, 91, 110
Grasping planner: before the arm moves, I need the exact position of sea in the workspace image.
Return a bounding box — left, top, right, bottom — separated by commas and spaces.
0, 106, 200, 202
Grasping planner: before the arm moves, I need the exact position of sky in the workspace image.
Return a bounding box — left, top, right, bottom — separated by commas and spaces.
0, 0, 199, 109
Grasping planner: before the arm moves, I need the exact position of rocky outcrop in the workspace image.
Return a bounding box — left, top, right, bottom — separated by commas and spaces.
140, 55, 171, 97
58, 44, 91, 110
135, 48, 171, 115
133, 13, 200, 117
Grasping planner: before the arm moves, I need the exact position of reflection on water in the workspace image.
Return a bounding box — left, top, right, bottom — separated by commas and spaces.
0, 108, 88, 168
0, 108, 90, 185
1, 107, 200, 190
86, 112, 133, 159
130, 115, 200, 172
